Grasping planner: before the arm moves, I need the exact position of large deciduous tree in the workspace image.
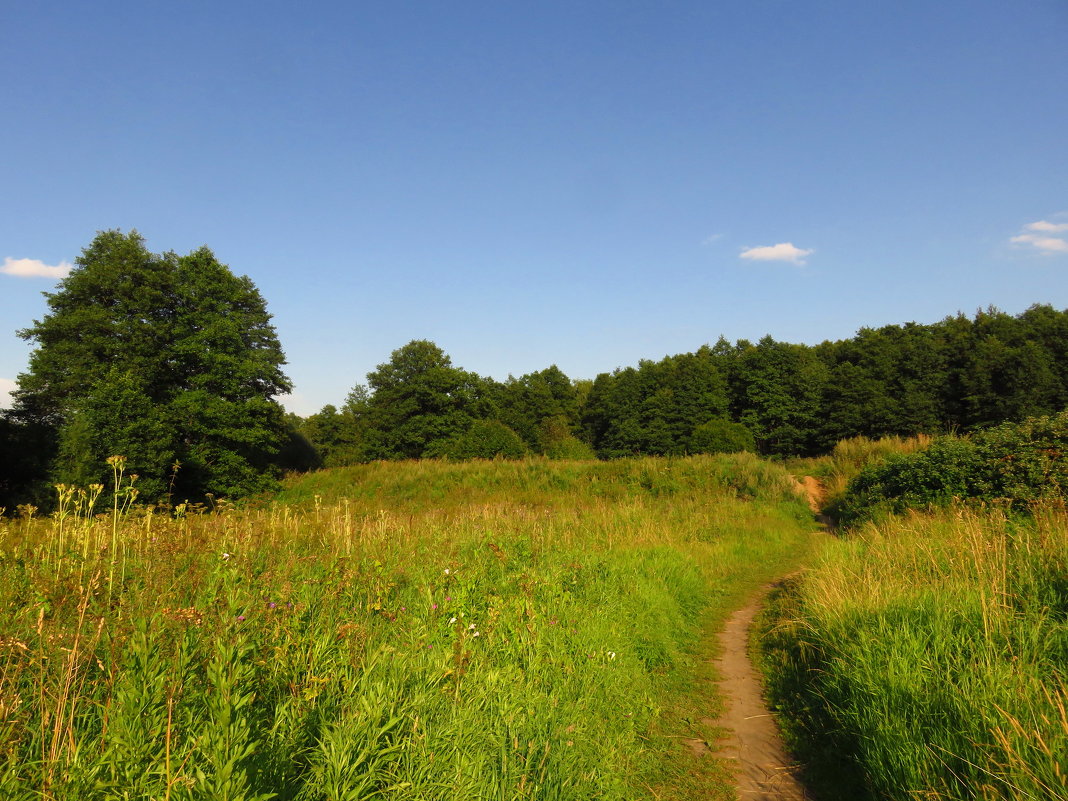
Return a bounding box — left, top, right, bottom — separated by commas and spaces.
359, 340, 492, 460
12, 229, 291, 503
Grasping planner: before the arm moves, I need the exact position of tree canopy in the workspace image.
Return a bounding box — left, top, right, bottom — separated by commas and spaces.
359, 340, 492, 460
10, 230, 291, 503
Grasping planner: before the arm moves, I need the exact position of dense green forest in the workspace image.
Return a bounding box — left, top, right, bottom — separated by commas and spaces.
3, 230, 1068, 509
292, 303, 1068, 467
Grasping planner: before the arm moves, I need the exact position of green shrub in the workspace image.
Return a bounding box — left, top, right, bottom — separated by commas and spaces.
428, 419, 528, 460
976, 411, 1068, 505
543, 435, 598, 460
836, 410, 1068, 523
688, 418, 755, 455
834, 437, 983, 523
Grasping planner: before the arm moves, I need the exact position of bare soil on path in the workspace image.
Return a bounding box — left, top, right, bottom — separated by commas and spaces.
706, 477, 824, 799
709, 584, 813, 800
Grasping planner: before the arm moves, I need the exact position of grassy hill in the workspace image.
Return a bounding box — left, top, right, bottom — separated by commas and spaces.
0, 454, 816, 800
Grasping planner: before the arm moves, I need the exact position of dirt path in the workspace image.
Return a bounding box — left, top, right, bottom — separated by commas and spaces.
709, 476, 824, 799
710, 583, 812, 800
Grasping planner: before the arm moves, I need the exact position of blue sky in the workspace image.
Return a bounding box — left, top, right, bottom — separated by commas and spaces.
2, 1, 1066, 415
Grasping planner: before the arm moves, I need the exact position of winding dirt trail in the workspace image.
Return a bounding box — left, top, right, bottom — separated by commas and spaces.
711, 585, 811, 800
708, 478, 825, 800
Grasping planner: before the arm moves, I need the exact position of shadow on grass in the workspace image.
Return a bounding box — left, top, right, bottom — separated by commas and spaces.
752, 575, 872, 801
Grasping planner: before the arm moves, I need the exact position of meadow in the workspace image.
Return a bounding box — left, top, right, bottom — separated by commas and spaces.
0, 454, 815, 800
762, 434, 1068, 801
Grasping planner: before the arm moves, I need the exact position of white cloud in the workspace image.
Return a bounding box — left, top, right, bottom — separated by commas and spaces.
1025, 220, 1068, 233
1, 257, 72, 279
0, 378, 16, 409
1011, 233, 1068, 254
1012, 217, 1068, 255
739, 242, 813, 265
701, 232, 724, 245
1010, 218, 1068, 254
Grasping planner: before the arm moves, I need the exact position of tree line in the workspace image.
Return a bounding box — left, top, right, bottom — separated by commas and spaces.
295, 304, 1068, 468
3, 230, 1067, 509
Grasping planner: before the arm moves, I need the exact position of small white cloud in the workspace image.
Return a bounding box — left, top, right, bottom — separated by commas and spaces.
1, 257, 72, 279
739, 242, 813, 265
1011, 218, 1068, 255
1025, 220, 1068, 233
701, 233, 724, 245
0, 378, 16, 409
1011, 233, 1068, 254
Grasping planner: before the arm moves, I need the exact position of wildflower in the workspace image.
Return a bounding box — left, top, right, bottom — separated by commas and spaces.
472, 631, 480, 637
222, 552, 231, 560
236, 615, 246, 621
432, 603, 439, 610
609, 652, 616, 660
444, 568, 450, 575
449, 617, 457, 624
445, 595, 452, 601
267, 602, 277, 609
468, 623, 476, 630
400, 606, 407, 612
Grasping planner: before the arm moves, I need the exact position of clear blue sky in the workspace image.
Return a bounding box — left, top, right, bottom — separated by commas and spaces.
3, 1, 1066, 414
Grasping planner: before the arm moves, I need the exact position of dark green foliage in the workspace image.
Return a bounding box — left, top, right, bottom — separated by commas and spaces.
836, 410, 1068, 522
494, 365, 582, 452
359, 340, 492, 460
733, 337, 828, 457
976, 411, 1068, 505
53, 368, 177, 500
816, 323, 946, 449
0, 412, 56, 509
11, 230, 291, 503
539, 415, 597, 459
428, 419, 528, 460
275, 414, 322, 473
688, 417, 756, 454
583, 347, 730, 458
295, 405, 366, 467
834, 438, 983, 523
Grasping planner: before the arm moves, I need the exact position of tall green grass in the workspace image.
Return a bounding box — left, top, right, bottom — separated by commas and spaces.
0, 454, 813, 800
759, 504, 1068, 800
788, 434, 933, 511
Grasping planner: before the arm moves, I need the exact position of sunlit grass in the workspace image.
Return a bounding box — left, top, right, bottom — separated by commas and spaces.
759, 504, 1068, 800
0, 454, 814, 800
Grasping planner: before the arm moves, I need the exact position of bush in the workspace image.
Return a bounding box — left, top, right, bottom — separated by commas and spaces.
429, 420, 528, 460
976, 411, 1068, 505
544, 435, 598, 460
834, 437, 983, 523
688, 418, 756, 455
836, 410, 1068, 523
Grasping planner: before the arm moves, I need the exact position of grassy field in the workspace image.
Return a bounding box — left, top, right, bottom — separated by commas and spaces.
758, 504, 1068, 800
0, 454, 815, 800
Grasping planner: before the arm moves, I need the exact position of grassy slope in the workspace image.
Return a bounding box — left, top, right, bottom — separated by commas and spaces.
758, 505, 1068, 801
0, 454, 816, 800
